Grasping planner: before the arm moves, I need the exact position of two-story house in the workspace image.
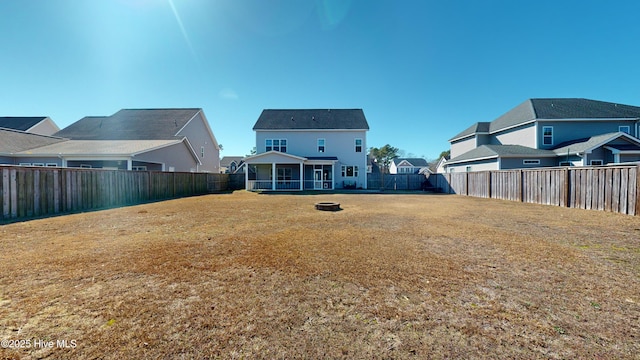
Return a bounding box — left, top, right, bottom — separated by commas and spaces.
444, 98, 640, 172
243, 109, 369, 191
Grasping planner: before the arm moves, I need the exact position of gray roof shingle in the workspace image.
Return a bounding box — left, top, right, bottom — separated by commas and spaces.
0, 128, 66, 153
0, 117, 49, 132
253, 109, 369, 130
451, 98, 640, 141
448, 145, 556, 164
55, 109, 202, 140
552, 132, 640, 155
392, 158, 429, 167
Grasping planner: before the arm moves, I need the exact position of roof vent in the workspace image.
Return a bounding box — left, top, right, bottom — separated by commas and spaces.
312, 116, 315, 121
291, 116, 294, 121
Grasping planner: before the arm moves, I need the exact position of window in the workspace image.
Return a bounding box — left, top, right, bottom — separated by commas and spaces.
277, 168, 292, 180
542, 126, 553, 145
619, 126, 631, 134
32, 163, 44, 167
559, 161, 572, 167
466, 166, 472, 172
132, 166, 147, 171
355, 138, 362, 152
201, 146, 205, 157
590, 160, 603, 166
317, 138, 325, 153
523, 159, 540, 165
19, 163, 31, 166
266, 139, 287, 152
80, 164, 92, 168
46, 163, 58, 167
341, 165, 359, 177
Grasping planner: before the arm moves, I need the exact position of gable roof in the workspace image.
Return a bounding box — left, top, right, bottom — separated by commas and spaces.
450, 122, 491, 141
392, 158, 429, 167
0, 128, 66, 153
450, 98, 640, 141
253, 109, 369, 130
447, 145, 556, 165
54, 109, 202, 140
0, 117, 50, 132
552, 132, 640, 155
220, 156, 245, 167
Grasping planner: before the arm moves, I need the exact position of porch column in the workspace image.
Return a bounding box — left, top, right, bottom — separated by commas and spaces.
127, 158, 132, 170
272, 162, 276, 191
300, 163, 304, 190
332, 164, 335, 190
245, 163, 249, 190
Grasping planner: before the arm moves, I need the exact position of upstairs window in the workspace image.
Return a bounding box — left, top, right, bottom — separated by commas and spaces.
619, 125, 631, 134
542, 126, 553, 145
355, 138, 362, 152
266, 139, 287, 152
317, 139, 325, 153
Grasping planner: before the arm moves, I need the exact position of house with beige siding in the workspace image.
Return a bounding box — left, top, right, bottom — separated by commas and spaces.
243, 109, 369, 191
445, 98, 640, 172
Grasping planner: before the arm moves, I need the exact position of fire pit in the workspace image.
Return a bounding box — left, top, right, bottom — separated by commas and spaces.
315, 202, 341, 211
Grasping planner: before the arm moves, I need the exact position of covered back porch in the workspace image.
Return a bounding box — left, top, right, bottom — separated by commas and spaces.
244, 151, 336, 191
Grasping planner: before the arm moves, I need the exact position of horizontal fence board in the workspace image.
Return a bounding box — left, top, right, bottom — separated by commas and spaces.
430, 165, 640, 216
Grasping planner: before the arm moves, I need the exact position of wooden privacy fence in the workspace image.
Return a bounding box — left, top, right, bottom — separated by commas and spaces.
430, 165, 640, 216
0, 166, 234, 221
367, 173, 427, 190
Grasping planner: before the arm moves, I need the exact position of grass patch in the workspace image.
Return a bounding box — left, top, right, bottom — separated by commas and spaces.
0, 192, 639, 359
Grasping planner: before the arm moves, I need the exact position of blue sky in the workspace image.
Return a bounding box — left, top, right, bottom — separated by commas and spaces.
2, 0, 640, 160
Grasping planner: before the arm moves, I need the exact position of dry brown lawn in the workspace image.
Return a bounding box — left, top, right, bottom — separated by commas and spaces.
0, 191, 639, 359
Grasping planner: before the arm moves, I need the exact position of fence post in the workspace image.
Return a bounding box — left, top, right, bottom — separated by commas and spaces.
487, 171, 492, 198
518, 170, 523, 203
563, 168, 570, 208
636, 165, 640, 216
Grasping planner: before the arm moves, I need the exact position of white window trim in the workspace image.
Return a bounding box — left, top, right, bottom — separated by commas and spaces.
523, 159, 541, 165
265, 138, 288, 152
355, 138, 363, 153
542, 126, 554, 146
590, 159, 603, 166
317, 138, 325, 153
619, 125, 631, 134
341, 165, 359, 177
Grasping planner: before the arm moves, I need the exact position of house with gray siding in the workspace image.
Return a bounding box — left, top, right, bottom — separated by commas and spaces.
243, 109, 369, 190
445, 98, 640, 172
0, 117, 60, 136
0, 109, 220, 172
389, 158, 430, 174
53, 108, 220, 172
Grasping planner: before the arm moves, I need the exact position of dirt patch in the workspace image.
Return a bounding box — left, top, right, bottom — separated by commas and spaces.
1, 192, 638, 359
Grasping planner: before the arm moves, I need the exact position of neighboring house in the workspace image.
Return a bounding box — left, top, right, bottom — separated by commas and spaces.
12, 139, 201, 171
54, 108, 220, 172
0, 117, 60, 136
243, 109, 369, 191
220, 156, 245, 174
445, 98, 640, 172
389, 158, 429, 174
0, 128, 66, 165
